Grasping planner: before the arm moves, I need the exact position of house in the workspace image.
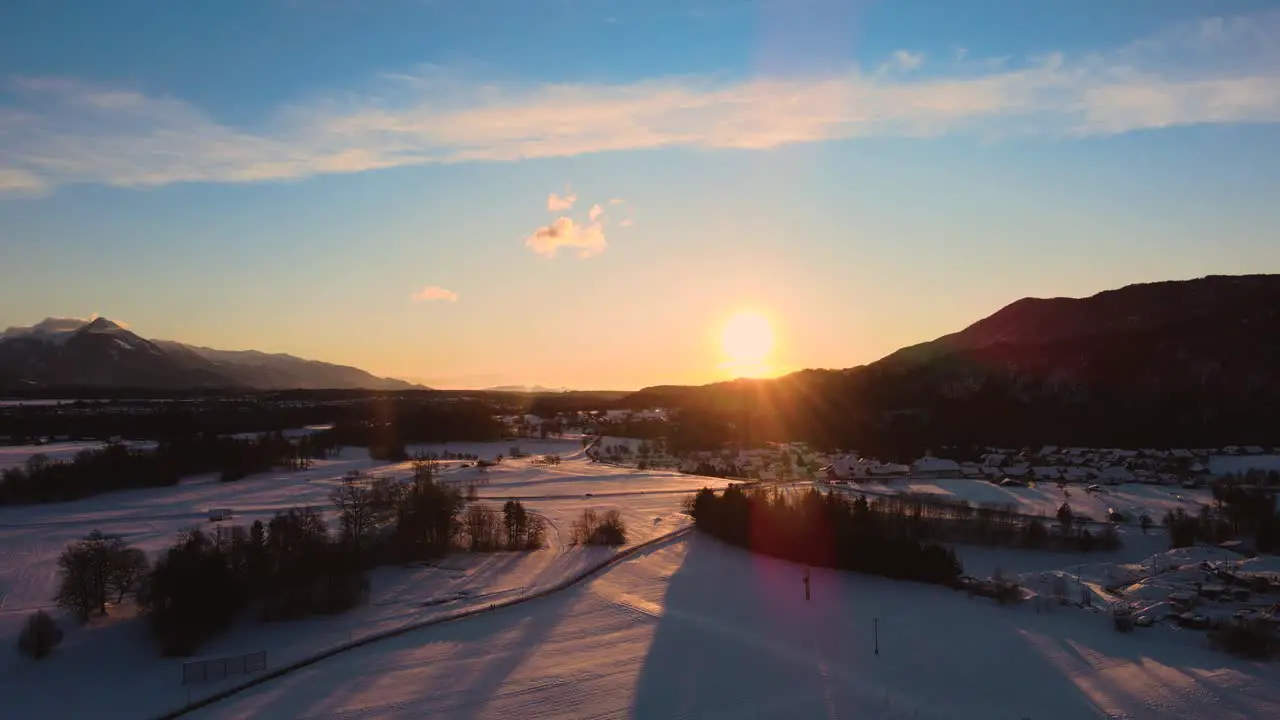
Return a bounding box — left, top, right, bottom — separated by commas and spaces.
1062, 467, 1094, 482
1097, 466, 1135, 484
1038, 445, 1059, 457
1032, 466, 1061, 481
980, 453, 1007, 467
911, 456, 961, 476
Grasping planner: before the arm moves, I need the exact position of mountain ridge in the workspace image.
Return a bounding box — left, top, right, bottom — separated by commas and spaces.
0, 319, 423, 391
620, 274, 1280, 450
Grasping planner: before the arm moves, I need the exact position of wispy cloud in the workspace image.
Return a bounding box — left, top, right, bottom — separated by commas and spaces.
525, 216, 607, 259
411, 285, 458, 302
889, 50, 924, 71
588, 203, 603, 222
1, 12, 1278, 196
547, 190, 576, 211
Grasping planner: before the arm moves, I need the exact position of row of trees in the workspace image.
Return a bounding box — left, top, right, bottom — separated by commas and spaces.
0, 444, 179, 504
0, 434, 321, 504
1164, 483, 1280, 551
50, 468, 546, 655
689, 486, 964, 586
463, 501, 547, 551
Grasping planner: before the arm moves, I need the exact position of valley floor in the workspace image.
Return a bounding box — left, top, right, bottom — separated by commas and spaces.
1, 439, 1276, 719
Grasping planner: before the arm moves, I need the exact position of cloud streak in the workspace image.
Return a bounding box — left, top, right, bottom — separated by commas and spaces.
411, 285, 458, 302
1, 12, 1278, 196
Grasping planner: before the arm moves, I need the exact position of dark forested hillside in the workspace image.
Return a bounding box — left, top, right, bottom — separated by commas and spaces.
626, 275, 1280, 454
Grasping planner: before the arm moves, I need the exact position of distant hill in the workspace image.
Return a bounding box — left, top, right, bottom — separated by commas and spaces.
0, 317, 423, 391
157, 343, 423, 391
483, 385, 568, 394
622, 274, 1280, 451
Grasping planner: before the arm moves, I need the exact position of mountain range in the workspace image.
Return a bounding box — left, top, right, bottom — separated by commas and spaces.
624, 274, 1280, 449
0, 318, 420, 391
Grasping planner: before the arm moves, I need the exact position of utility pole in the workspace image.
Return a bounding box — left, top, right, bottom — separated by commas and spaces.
803, 567, 811, 601
874, 617, 880, 655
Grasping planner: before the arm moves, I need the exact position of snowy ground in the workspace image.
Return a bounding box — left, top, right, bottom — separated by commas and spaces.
0, 440, 727, 719
0, 440, 159, 470
844, 476, 1214, 524
192, 533, 1280, 720
3, 441, 1278, 719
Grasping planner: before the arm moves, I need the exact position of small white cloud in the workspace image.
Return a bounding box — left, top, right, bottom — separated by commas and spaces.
619, 218, 634, 227
588, 203, 603, 222
608, 198, 625, 205
525, 216, 606, 259
892, 50, 925, 71
547, 191, 577, 212
411, 285, 458, 302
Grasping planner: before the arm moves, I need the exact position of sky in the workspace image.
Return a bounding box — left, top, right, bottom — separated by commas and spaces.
2, 0, 1279, 390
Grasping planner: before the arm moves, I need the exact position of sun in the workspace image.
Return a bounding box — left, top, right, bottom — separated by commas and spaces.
720, 311, 774, 377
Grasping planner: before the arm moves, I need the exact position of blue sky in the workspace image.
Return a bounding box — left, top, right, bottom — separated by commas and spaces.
2, 0, 1279, 389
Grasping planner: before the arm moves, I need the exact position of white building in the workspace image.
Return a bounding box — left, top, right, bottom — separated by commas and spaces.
912, 456, 960, 476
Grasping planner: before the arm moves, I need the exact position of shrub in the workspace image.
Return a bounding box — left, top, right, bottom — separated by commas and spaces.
17, 611, 63, 660
1210, 617, 1278, 659
572, 508, 628, 546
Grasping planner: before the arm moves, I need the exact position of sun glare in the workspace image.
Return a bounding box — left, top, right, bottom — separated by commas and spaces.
720, 311, 774, 378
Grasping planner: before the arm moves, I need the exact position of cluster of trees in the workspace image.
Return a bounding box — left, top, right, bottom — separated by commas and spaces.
571, 508, 628, 546
822, 493, 1122, 553
0, 434, 327, 504
679, 461, 749, 479
1210, 616, 1279, 659
462, 501, 546, 551
1164, 482, 1280, 551
531, 454, 562, 466
49, 466, 544, 656
139, 512, 370, 654
316, 401, 504, 457
54, 530, 150, 620
0, 399, 341, 444
1, 401, 516, 505
690, 486, 963, 586
1, 443, 179, 504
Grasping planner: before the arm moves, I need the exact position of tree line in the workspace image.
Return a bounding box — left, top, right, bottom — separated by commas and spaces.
689, 486, 964, 587
1165, 481, 1280, 552
0, 434, 320, 504
39, 468, 545, 657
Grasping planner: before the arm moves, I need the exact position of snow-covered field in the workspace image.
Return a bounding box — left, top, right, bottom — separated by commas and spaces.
845, 476, 1214, 524
2, 441, 1278, 720
0, 439, 727, 719
0, 440, 159, 470
193, 533, 1280, 720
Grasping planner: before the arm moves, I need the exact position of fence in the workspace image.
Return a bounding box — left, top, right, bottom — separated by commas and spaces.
182, 650, 267, 685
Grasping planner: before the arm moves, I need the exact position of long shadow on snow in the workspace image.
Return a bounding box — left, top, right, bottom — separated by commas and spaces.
631, 533, 1155, 720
